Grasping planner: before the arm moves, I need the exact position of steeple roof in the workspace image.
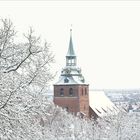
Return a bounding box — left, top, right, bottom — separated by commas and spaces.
66, 29, 76, 57
55, 28, 87, 85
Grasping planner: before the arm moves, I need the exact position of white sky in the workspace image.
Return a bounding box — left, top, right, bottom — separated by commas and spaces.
1, 1, 140, 89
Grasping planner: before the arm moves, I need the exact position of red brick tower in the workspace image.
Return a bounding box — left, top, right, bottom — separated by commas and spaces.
54, 29, 89, 117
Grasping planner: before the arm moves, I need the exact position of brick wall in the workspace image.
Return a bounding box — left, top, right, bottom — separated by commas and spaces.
54, 84, 89, 117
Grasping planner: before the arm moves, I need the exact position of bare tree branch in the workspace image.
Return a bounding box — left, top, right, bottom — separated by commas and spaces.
0, 91, 13, 110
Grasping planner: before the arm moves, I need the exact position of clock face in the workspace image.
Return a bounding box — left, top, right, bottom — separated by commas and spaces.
64, 77, 69, 83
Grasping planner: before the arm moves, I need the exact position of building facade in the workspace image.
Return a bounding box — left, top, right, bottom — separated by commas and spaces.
54, 29, 89, 117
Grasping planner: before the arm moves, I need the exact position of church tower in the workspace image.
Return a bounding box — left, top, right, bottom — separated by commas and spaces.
54, 29, 89, 117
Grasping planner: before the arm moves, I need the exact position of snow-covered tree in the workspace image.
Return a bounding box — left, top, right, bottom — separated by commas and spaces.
93, 111, 140, 140
0, 18, 55, 139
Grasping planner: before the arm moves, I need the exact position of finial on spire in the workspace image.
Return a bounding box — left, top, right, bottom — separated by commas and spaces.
70, 24, 72, 35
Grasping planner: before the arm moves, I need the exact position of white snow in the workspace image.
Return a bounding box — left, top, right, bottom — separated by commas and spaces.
89, 91, 119, 117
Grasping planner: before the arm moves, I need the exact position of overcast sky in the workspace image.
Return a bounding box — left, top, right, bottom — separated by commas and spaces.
0, 1, 140, 89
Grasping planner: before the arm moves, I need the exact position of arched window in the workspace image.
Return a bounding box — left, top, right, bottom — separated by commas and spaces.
69, 88, 73, 96
60, 88, 64, 96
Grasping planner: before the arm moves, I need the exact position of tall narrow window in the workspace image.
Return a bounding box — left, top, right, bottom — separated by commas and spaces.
60, 88, 64, 96
81, 88, 84, 96
85, 87, 87, 95
69, 88, 73, 96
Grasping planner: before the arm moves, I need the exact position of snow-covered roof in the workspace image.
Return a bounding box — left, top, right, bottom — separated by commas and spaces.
54, 66, 87, 85
89, 91, 119, 117
55, 75, 87, 85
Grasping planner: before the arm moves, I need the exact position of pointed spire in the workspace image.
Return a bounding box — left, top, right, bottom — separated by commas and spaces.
66, 26, 77, 66
66, 26, 76, 57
